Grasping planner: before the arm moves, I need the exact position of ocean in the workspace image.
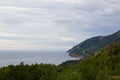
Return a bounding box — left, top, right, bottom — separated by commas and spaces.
0, 50, 78, 67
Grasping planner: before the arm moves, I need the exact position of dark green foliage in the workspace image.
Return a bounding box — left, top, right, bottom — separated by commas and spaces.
76, 40, 120, 80
0, 63, 59, 80
0, 39, 120, 80
68, 30, 120, 57
59, 60, 79, 67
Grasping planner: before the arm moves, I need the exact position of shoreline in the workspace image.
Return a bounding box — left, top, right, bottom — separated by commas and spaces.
69, 53, 85, 59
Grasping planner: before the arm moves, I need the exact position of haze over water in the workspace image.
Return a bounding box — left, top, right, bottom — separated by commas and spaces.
0, 50, 78, 67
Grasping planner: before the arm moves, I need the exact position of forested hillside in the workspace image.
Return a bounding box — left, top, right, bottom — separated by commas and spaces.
68, 31, 120, 58
0, 40, 120, 80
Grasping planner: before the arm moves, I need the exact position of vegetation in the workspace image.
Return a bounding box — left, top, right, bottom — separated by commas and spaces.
59, 60, 79, 66
0, 39, 120, 80
68, 30, 120, 57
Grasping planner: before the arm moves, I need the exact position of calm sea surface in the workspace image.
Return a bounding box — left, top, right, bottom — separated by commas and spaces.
0, 50, 78, 67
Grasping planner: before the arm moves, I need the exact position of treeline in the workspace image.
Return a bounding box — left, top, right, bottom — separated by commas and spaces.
0, 40, 120, 80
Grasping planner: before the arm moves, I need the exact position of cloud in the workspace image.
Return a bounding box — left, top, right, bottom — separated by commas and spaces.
0, 0, 120, 50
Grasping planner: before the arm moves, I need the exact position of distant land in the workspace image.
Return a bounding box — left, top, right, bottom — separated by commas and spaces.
68, 30, 120, 58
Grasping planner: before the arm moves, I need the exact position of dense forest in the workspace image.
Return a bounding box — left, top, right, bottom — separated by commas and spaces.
0, 40, 120, 80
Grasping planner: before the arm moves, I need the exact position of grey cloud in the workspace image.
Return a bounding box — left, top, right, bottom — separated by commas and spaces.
0, 0, 120, 50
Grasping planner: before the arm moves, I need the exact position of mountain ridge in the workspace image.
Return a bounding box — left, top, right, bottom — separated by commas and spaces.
68, 30, 120, 58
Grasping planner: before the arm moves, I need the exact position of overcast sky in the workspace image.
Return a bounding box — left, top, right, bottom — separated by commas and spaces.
0, 0, 120, 50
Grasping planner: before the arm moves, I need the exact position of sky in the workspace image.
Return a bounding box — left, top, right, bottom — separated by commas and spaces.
0, 0, 120, 50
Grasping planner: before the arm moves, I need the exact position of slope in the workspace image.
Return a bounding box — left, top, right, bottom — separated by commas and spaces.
68, 30, 120, 58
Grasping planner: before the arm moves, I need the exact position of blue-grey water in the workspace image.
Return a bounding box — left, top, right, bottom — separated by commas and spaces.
0, 50, 78, 67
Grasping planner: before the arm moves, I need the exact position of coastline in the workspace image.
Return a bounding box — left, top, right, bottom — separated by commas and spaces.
69, 53, 85, 59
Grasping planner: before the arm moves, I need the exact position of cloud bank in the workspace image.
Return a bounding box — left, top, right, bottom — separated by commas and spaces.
0, 0, 120, 50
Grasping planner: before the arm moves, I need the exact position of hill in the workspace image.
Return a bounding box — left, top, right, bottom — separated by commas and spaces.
60, 39, 120, 80
75, 39, 120, 79
68, 30, 120, 58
